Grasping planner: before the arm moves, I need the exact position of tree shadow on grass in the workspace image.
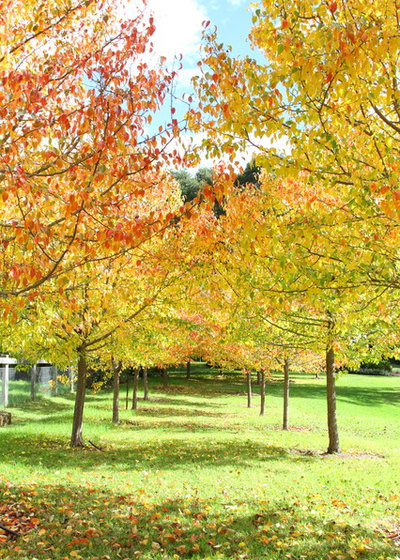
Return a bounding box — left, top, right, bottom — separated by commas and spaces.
162, 377, 247, 397
6, 398, 72, 425
0, 434, 309, 473
130, 406, 224, 418
118, 416, 242, 432
144, 396, 224, 408
0, 482, 395, 560
254, 380, 400, 408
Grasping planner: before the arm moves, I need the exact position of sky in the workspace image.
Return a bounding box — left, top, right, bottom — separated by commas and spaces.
147, 0, 255, 77
123, 0, 261, 169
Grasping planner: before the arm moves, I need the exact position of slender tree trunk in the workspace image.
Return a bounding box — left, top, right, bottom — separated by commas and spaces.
30, 364, 37, 401
246, 371, 252, 408
70, 351, 87, 447
112, 357, 122, 424
256, 371, 261, 385
131, 368, 139, 410
186, 361, 191, 379
125, 371, 130, 410
260, 371, 265, 416
143, 367, 149, 401
162, 368, 168, 389
326, 321, 340, 454
283, 358, 290, 430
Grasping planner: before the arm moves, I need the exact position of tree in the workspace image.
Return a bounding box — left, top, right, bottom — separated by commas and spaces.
193, 1, 400, 294
172, 170, 200, 202
192, 179, 388, 453
235, 162, 260, 189
6, 195, 199, 447
195, 167, 213, 187
111, 356, 122, 424
0, 0, 190, 320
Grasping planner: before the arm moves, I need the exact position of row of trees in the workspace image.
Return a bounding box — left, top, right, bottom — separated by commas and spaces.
188, 0, 400, 452
1, 0, 399, 454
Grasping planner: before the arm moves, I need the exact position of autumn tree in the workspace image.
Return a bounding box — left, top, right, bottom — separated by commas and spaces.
194, 177, 392, 452
193, 0, 400, 294
190, 4, 400, 451
0, 0, 193, 320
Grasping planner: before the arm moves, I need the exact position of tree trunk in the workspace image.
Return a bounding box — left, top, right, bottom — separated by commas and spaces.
283, 358, 290, 430
112, 357, 122, 424
70, 351, 87, 447
326, 323, 340, 454
186, 361, 191, 379
246, 371, 252, 408
30, 364, 37, 401
125, 371, 130, 410
162, 368, 168, 389
143, 367, 149, 401
256, 371, 261, 385
260, 371, 265, 416
131, 368, 139, 410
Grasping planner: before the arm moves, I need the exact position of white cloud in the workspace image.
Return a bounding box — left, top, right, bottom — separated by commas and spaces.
146, 0, 208, 62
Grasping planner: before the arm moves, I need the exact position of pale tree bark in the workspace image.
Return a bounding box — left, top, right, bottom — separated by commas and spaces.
70, 351, 88, 447
131, 368, 139, 410
30, 364, 37, 401
283, 357, 290, 430
112, 357, 122, 424
259, 371, 265, 416
142, 367, 149, 401
69, 367, 75, 393
326, 318, 340, 454
246, 371, 252, 408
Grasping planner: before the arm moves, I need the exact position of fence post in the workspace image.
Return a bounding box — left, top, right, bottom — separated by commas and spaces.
1, 363, 9, 408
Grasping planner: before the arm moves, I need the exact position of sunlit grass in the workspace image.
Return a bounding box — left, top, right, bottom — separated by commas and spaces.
0, 364, 399, 559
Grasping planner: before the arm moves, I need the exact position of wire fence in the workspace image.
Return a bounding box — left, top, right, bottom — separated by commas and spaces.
1, 361, 73, 408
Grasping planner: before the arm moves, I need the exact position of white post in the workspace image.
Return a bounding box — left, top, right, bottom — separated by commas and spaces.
69, 367, 75, 393
0, 357, 18, 407
1, 363, 9, 408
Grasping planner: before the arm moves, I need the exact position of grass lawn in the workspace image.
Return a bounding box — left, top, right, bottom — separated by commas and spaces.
0, 364, 399, 559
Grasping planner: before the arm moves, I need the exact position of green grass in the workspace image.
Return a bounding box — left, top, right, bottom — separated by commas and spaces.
0, 364, 399, 559
5, 380, 70, 407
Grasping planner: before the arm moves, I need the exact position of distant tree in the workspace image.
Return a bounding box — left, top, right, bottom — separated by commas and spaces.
235, 162, 261, 188
173, 163, 260, 207
172, 170, 200, 202
195, 167, 213, 187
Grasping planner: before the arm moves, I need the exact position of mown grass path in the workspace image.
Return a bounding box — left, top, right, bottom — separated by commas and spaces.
0, 365, 399, 559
